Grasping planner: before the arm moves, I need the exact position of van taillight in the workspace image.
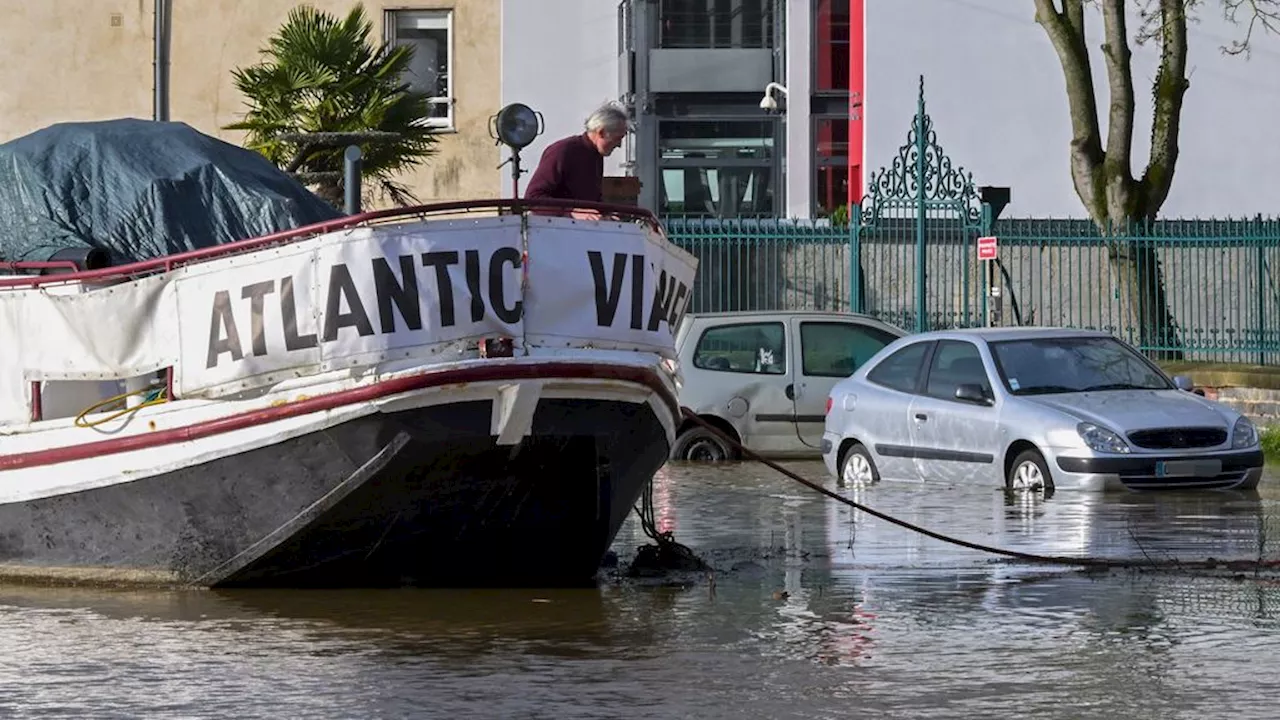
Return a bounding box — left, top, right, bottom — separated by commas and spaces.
825, 397, 833, 414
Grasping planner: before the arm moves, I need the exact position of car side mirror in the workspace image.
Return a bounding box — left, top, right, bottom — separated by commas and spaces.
955, 383, 992, 405
1172, 375, 1195, 392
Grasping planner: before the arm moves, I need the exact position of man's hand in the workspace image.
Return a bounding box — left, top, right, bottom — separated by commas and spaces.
570, 208, 625, 221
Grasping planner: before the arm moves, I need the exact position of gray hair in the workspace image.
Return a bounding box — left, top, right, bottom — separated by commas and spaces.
585, 102, 630, 136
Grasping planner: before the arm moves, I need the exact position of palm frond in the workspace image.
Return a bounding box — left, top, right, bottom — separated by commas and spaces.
225, 2, 441, 207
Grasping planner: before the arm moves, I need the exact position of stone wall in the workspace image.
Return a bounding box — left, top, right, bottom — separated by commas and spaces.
1199, 387, 1280, 426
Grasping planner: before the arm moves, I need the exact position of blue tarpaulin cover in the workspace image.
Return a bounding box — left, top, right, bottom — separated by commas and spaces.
0, 118, 342, 265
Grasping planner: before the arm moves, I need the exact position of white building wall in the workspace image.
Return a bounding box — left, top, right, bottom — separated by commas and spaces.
499, 0, 625, 195
785, 0, 813, 219
865, 0, 1280, 219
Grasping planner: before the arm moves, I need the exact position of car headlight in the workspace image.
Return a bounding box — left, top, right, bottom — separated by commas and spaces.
1232, 416, 1259, 449
1077, 422, 1130, 454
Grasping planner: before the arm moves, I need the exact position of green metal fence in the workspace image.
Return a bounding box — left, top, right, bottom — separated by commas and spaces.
663, 77, 1280, 364
991, 218, 1280, 364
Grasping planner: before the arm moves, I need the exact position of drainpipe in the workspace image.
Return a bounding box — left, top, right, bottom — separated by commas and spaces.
154, 0, 172, 121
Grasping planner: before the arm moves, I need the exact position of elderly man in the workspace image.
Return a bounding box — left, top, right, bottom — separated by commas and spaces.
523, 103, 628, 218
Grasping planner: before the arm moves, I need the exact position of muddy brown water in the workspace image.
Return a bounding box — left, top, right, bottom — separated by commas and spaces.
2, 461, 1278, 719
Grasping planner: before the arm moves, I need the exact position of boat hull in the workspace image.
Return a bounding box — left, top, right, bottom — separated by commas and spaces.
0, 375, 673, 588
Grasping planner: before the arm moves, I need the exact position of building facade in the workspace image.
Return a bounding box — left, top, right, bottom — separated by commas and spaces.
0, 0, 503, 205
592, 0, 856, 220
589, 0, 1280, 220
598, 0, 856, 219
1, 1, 1276, 221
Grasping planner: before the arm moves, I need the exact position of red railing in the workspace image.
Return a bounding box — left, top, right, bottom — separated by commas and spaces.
2, 260, 82, 274
0, 198, 661, 289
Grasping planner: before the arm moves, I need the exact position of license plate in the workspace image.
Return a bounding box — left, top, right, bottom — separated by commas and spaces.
1155, 459, 1222, 478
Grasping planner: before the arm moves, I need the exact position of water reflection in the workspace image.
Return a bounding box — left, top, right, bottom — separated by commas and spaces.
0, 462, 1277, 718
812, 467, 1275, 568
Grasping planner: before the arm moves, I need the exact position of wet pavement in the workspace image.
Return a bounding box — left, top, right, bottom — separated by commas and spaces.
2, 461, 1279, 719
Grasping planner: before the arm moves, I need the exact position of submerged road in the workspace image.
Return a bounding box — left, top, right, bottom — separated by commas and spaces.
1, 461, 1277, 718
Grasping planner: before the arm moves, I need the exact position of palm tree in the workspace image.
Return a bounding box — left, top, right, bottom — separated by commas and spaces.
225, 3, 438, 208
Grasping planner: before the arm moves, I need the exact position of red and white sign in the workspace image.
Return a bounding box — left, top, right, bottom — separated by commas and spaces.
977, 235, 998, 261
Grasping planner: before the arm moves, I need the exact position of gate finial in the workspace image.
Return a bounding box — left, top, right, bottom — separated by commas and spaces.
859, 74, 979, 222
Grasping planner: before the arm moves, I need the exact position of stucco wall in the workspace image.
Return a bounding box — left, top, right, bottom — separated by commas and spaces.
0, 0, 500, 206
499, 0, 625, 187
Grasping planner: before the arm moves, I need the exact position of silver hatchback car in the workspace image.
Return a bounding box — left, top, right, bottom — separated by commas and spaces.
821, 327, 1265, 492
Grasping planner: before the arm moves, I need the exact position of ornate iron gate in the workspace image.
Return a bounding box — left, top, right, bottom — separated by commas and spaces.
852, 78, 992, 332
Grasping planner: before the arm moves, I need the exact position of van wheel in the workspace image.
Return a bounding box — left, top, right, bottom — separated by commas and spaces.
839, 443, 879, 487
1007, 448, 1054, 493
670, 427, 737, 463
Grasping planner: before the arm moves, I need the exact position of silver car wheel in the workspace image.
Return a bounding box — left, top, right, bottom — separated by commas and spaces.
1011, 460, 1044, 491
840, 443, 879, 488
844, 455, 874, 486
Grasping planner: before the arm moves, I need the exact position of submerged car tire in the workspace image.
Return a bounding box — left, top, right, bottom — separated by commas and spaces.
839, 442, 880, 487
1007, 448, 1055, 493
670, 427, 738, 463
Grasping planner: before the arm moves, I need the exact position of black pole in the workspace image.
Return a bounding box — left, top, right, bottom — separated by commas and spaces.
153, 0, 171, 122
343, 145, 362, 215
510, 149, 523, 198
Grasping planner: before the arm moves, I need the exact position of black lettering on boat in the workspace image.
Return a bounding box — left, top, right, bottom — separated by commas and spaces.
372, 255, 422, 333
646, 270, 677, 332
241, 280, 275, 357
322, 263, 375, 342
421, 251, 458, 327
281, 276, 319, 351
629, 253, 645, 330
206, 290, 243, 369
489, 246, 523, 324
668, 281, 690, 332
588, 251, 627, 327
464, 249, 485, 323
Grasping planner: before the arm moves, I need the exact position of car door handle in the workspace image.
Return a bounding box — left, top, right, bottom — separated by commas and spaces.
914, 413, 928, 421
785, 384, 795, 400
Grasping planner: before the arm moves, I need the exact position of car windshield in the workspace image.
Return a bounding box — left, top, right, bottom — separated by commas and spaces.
989, 336, 1171, 395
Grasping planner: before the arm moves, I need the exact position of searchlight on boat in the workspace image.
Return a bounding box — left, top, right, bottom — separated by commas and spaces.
490, 103, 545, 198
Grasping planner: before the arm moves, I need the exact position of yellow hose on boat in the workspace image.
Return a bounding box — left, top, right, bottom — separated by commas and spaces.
74, 385, 168, 429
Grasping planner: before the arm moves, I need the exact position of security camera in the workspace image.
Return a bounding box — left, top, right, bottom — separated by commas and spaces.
759, 82, 787, 113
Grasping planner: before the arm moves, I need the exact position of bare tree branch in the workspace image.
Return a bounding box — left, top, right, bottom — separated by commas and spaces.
1221, 0, 1280, 55
1034, 0, 1108, 221
1100, 0, 1137, 219
1138, 0, 1190, 219
1064, 0, 1089, 35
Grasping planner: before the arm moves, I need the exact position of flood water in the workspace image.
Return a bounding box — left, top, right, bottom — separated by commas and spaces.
3, 462, 1279, 719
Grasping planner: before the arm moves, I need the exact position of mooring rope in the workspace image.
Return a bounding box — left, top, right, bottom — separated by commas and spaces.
634, 471, 667, 544
629, 454, 709, 574
679, 408, 1280, 573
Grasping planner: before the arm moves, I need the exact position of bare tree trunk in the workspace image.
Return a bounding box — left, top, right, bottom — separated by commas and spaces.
1110, 242, 1179, 357
1034, 0, 1188, 358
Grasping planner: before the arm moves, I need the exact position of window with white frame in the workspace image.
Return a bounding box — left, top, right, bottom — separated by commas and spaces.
385, 9, 454, 130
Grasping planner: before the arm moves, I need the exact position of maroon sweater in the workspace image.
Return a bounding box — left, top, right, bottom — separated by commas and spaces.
523, 133, 603, 206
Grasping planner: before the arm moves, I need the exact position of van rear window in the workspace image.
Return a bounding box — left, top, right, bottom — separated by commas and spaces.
693, 322, 786, 375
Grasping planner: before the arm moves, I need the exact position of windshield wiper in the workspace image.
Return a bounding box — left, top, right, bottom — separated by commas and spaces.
1079, 382, 1153, 392
1013, 384, 1077, 395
